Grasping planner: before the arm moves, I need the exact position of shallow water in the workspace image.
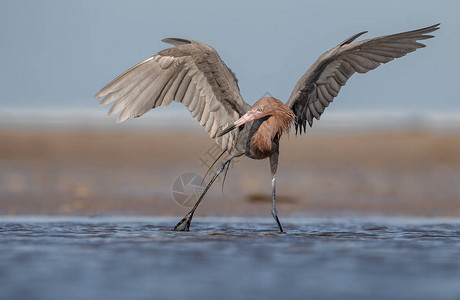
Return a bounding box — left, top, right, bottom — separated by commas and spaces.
1, 217, 460, 300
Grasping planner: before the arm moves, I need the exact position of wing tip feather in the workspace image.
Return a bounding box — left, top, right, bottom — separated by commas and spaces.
98, 99, 108, 106
94, 90, 105, 98
339, 31, 368, 46
162, 38, 192, 46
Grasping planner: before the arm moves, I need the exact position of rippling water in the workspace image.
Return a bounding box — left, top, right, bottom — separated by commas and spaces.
1, 217, 460, 300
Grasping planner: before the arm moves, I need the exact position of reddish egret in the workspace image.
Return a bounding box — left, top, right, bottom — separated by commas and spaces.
95, 24, 439, 232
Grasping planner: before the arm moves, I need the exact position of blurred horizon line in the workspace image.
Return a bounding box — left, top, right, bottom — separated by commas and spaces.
1, 107, 460, 132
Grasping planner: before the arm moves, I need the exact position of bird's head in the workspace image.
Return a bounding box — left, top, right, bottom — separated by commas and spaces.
218, 97, 295, 137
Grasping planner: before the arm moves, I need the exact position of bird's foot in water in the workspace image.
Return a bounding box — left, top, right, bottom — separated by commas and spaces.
173, 212, 193, 231
271, 210, 285, 234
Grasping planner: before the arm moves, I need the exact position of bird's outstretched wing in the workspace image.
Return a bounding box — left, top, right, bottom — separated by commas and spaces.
95, 38, 250, 152
285, 24, 439, 134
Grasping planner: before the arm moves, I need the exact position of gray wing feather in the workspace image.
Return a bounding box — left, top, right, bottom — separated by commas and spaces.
95, 39, 250, 152
286, 24, 439, 134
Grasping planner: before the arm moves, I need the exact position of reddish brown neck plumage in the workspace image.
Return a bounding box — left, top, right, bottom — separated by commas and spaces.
250, 97, 295, 156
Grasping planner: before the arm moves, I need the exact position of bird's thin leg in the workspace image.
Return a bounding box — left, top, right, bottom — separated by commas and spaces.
173, 157, 232, 231
269, 147, 284, 233
271, 174, 284, 233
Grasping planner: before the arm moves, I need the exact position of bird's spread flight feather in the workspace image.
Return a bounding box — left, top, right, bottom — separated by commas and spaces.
285, 23, 440, 134
95, 39, 250, 152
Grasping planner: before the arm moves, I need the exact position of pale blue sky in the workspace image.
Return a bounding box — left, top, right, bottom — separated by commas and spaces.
0, 0, 457, 114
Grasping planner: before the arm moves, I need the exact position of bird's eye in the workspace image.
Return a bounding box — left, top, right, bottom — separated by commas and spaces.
257, 108, 263, 112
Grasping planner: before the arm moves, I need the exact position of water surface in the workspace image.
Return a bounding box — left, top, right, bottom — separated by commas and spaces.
1, 217, 460, 300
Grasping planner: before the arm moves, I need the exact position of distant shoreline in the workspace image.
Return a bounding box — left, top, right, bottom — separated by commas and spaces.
1, 107, 460, 132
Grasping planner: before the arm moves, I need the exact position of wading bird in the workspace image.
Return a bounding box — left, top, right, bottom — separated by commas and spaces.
95, 24, 439, 232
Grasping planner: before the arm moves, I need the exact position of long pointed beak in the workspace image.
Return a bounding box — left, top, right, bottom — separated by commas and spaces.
217, 111, 257, 137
